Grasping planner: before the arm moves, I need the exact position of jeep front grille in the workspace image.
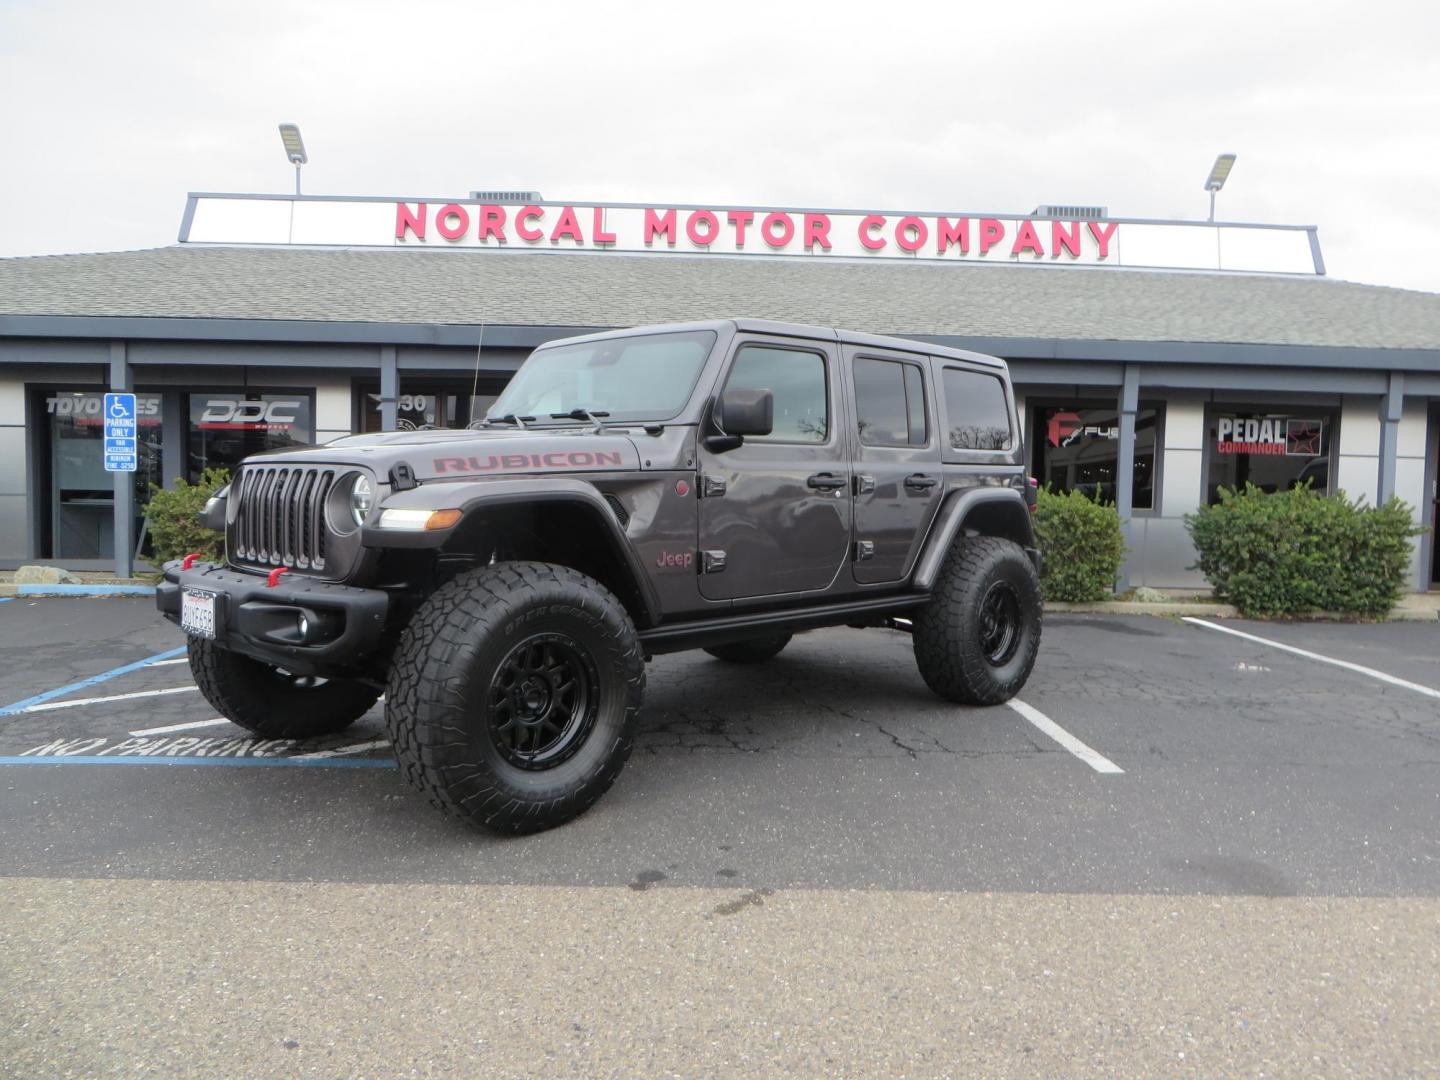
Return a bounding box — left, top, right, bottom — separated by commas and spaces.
230, 464, 337, 572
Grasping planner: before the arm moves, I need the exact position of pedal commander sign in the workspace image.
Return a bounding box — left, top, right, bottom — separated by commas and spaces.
1216, 416, 1323, 457
181, 195, 1324, 274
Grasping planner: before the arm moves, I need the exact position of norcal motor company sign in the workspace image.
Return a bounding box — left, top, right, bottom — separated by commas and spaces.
181, 195, 1323, 274
392, 201, 1120, 262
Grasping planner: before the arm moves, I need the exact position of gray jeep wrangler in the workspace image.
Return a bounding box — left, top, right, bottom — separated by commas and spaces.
158, 320, 1042, 833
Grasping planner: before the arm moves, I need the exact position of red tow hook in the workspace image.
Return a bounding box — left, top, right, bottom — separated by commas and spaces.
266, 567, 289, 588
181, 552, 204, 571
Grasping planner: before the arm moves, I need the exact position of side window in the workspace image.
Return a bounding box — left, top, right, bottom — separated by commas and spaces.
942, 368, 1012, 450
724, 345, 828, 443
853, 356, 927, 447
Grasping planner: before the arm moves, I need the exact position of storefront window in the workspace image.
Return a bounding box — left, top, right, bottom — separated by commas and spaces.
187, 392, 312, 480
43, 391, 163, 558
1030, 405, 1158, 510
1205, 410, 1333, 503
356, 384, 502, 432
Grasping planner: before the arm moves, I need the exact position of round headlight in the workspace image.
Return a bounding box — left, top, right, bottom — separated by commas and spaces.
349, 475, 373, 526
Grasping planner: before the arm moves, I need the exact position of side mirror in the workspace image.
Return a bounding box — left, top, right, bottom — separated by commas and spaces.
716, 387, 773, 437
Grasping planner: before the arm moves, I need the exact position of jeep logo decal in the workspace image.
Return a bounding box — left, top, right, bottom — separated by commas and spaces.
433, 451, 626, 474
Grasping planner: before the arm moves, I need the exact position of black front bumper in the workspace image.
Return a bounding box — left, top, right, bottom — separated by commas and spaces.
157, 561, 390, 677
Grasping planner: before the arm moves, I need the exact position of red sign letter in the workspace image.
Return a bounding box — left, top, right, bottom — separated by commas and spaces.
727, 210, 754, 247
978, 218, 1005, 255
645, 208, 677, 247
859, 215, 887, 251
395, 202, 426, 240
761, 212, 794, 248
477, 205, 507, 242
1010, 220, 1044, 258
803, 213, 832, 250
550, 206, 584, 244
1088, 220, 1118, 259
936, 217, 969, 255
686, 209, 720, 246
436, 204, 469, 241
516, 206, 544, 242
1051, 220, 1081, 258
592, 207, 617, 245
896, 216, 928, 253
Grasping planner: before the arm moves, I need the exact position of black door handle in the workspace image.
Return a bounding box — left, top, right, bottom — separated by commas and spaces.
807, 472, 846, 491
904, 473, 939, 491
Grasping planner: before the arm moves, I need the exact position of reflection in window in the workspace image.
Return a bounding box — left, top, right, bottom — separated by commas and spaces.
854, 357, 927, 447
942, 369, 1011, 450
1030, 406, 1158, 510
725, 346, 828, 443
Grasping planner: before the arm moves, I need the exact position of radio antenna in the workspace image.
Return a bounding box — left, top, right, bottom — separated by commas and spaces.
469, 322, 486, 425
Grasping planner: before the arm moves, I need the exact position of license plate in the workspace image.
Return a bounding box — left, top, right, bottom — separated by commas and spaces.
181, 589, 218, 638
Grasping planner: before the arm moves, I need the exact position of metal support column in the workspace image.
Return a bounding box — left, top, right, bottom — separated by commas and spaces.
1114, 364, 1140, 592
1378, 372, 1403, 505
379, 346, 399, 432
109, 341, 134, 579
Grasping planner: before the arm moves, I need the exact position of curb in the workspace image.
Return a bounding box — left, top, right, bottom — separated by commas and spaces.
1046, 601, 1239, 618
3, 584, 157, 598
1044, 601, 1439, 622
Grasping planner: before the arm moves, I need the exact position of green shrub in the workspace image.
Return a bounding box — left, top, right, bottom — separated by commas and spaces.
1033, 487, 1128, 602
145, 467, 230, 567
1185, 484, 1421, 617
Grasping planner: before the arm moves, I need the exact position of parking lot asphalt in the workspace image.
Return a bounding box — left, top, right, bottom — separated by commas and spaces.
2, 597, 1438, 1075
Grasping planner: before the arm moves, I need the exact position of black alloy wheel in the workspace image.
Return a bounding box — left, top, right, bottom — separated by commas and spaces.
911, 536, 1042, 706
489, 633, 599, 770
977, 581, 1023, 666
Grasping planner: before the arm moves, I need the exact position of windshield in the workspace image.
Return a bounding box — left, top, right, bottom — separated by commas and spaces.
488, 330, 716, 424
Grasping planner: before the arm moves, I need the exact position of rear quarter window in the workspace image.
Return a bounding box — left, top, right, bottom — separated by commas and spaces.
941, 367, 1012, 451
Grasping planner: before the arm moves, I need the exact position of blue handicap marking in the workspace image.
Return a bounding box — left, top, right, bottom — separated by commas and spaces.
103, 392, 138, 473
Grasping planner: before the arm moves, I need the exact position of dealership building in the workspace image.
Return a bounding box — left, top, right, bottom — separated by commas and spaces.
2, 192, 1439, 589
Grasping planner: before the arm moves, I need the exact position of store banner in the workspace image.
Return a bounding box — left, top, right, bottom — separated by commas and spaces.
1215, 416, 1323, 457
182, 195, 1323, 274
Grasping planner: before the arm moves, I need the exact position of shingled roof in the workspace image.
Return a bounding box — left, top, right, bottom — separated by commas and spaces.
2, 245, 1439, 352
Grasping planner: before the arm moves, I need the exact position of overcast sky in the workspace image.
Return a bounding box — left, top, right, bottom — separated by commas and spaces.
2, 0, 1437, 292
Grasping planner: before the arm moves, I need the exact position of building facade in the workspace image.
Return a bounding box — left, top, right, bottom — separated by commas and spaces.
2, 194, 1438, 588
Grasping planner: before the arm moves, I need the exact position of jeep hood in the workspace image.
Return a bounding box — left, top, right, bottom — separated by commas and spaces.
244, 426, 643, 482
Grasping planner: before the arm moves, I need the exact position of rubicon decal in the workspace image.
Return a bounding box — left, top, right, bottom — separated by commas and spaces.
433, 451, 626, 474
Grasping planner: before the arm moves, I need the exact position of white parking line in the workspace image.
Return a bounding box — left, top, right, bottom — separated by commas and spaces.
293, 738, 391, 760
1007, 699, 1124, 774
12, 686, 199, 714
1183, 617, 1440, 701
146, 657, 190, 667
129, 717, 231, 736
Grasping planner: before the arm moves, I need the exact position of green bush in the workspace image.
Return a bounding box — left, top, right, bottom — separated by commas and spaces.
1033, 487, 1128, 602
1185, 484, 1421, 618
145, 467, 230, 567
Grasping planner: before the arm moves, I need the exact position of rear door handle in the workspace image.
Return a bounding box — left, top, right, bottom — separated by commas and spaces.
807, 472, 846, 492
904, 473, 938, 491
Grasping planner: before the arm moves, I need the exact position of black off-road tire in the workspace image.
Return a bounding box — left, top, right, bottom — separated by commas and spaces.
385, 561, 645, 835
187, 637, 380, 738
704, 634, 792, 664
912, 536, 1042, 706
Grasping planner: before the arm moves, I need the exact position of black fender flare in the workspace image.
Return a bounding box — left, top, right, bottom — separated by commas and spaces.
360, 477, 661, 626
911, 487, 1038, 592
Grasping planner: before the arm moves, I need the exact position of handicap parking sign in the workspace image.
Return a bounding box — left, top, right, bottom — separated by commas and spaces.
103, 392, 138, 472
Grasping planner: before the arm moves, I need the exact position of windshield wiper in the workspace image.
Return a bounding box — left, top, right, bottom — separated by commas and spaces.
549, 408, 611, 433
482, 413, 534, 429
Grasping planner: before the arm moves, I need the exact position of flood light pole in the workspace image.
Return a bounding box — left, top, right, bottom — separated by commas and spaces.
279, 123, 308, 195
1204, 153, 1236, 222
